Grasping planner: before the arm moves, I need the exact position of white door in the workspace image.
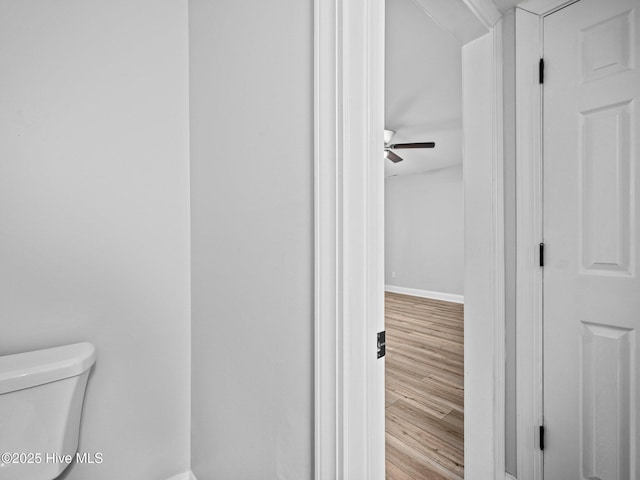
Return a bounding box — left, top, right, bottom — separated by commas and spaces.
543, 0, 640, 478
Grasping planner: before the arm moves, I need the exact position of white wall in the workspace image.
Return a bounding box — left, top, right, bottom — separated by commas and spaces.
0, 1, 191, 479
385, 166, 464, 296
188, 0, 314, 478
462, 29, 503, 479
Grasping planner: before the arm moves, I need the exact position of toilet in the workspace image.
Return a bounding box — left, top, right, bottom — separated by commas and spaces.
0, 343, 96, 480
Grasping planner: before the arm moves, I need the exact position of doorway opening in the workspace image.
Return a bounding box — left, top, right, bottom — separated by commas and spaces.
314, 0, 505, 476
384, 1, 465, 477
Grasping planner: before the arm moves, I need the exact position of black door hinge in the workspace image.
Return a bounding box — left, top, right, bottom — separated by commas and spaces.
539, 58, 545, 84
539, 425, 545, 450
539, 242, 545, 267
377, 331, 386, 358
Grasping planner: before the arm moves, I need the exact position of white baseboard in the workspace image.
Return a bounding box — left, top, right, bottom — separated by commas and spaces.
385, 284, 464, 304
505, 473, 516, 480
166, 471, 197, 480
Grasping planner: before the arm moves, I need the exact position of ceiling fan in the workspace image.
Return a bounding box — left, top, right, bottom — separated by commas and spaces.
384, 129, 435, 163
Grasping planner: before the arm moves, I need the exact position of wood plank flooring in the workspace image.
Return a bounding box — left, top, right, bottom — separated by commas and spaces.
385, 291, 464, 480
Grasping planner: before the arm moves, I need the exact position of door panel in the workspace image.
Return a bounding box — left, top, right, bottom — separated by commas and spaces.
543, 0, 640, 478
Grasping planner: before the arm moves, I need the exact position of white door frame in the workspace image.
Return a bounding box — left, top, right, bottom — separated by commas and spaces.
514, 2, 580, 480
314, 1, 506, 478
314, 0, 386, 478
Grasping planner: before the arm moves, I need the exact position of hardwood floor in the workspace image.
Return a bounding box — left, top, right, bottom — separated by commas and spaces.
385, 291, 464, 480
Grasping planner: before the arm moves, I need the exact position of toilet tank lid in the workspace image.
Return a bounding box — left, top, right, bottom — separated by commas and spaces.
0, 343, 96, 395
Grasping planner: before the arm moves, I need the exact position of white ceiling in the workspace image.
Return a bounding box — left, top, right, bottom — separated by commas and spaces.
385, 0, 522, 177
385, 0, 462, 177
492, 0, 522, 12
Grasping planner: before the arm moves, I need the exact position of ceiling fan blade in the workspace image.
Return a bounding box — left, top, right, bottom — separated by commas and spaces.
388, 142, 435, 149
386, 150, 403, 163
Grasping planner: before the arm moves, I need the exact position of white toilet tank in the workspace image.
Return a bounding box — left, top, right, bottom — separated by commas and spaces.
0, 343, 96, 480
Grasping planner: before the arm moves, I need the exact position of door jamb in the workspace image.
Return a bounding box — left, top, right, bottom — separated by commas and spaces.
514, 2, 580, 480
314, 1, 505, 478
314, 0, 385, 477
